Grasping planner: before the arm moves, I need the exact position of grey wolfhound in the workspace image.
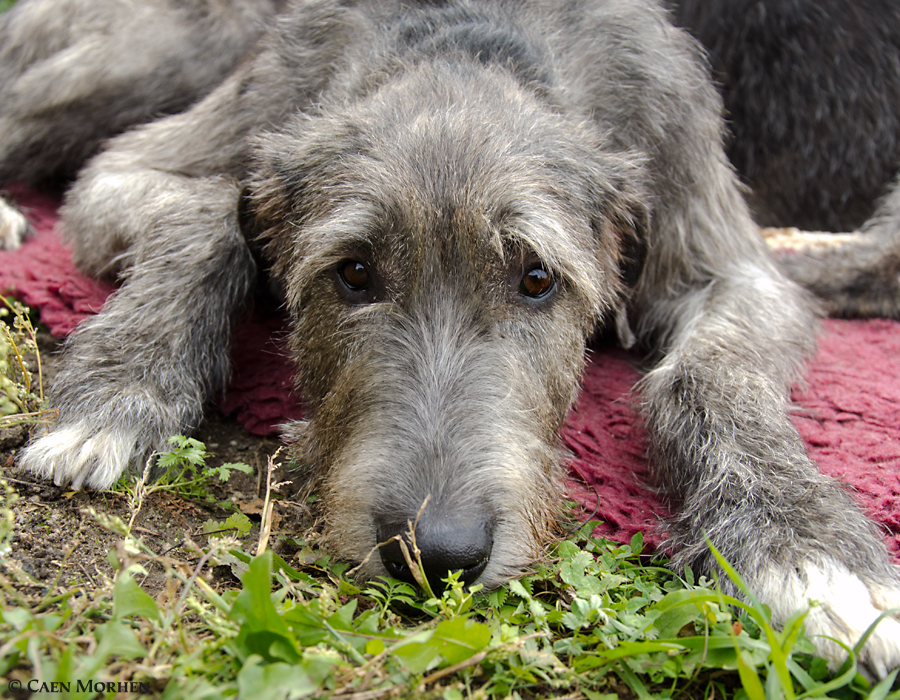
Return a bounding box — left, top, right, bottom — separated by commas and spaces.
2, 0, 900, 676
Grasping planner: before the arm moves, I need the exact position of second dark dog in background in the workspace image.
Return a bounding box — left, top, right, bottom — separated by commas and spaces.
673, 0, 900, 232
672, 0, 900, 318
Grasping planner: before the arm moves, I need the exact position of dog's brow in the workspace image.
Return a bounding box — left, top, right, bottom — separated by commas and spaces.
289, 203, 380, 276
499, 200, 607, 303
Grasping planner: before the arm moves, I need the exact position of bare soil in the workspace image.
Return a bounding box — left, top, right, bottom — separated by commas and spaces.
1, 332, 309, 596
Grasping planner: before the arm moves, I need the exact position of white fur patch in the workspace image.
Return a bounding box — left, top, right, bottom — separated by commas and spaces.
759, 560, 900, 679
20, 424, 138, 490
0, 198, 30, 250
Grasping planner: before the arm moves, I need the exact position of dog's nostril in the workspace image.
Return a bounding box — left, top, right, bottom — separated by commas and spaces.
376, 513, 493, 591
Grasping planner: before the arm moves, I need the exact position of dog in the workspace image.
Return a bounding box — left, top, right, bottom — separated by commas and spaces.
2, 0, 900, 676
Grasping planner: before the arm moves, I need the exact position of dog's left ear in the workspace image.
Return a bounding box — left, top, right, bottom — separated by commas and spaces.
612, 206, 647, 349
587, 177, 649, 289
608, 204, 648, 293
577, 145, 650, 295
238, 186, 264, 252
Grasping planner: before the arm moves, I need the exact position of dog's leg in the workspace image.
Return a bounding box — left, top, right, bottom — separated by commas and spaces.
19, 172, 255, 489
12, 0, 365, 488
639, 261, 900, 676
587, 12, 900, 672
16, 78, 259, 488
0, 0, 276, 184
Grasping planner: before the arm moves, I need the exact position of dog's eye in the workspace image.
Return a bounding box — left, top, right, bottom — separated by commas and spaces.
519, 264, 554, 299
338, 259, 371, 291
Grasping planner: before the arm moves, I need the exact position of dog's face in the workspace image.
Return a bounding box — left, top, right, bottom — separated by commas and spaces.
250, 62, 647, 587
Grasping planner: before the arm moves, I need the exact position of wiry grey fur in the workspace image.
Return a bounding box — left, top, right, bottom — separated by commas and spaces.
2, 0, 900, 676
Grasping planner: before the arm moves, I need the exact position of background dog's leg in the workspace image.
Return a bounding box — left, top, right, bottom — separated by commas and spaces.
639, 262, 900, 676
763, 180, 900, 319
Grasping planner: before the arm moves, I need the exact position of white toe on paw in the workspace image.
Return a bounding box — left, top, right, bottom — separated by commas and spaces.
20, 424, 140, 490
762, 560, 900, 679
0, 198, 31, 250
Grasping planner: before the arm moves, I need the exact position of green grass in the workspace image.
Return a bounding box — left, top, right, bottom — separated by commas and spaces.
2, 438, 900, 699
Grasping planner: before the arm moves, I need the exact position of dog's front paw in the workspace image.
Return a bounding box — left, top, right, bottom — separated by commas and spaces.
0, 197, 32, 250
765, 560, 900, 679
19, 423, 147, 490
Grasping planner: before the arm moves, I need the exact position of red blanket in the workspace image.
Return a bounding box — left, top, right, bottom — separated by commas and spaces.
3, 187, 900, 556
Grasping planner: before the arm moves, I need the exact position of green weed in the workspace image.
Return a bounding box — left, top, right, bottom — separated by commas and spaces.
112, 435, 253, 518
0, 297, 52, 426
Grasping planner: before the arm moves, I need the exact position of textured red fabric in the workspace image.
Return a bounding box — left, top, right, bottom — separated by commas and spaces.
0, 187, 113, 335
2, 187, 899, 556
792, 319, 900, 558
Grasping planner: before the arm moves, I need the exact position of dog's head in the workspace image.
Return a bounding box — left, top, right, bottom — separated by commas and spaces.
247, 60, 648, 588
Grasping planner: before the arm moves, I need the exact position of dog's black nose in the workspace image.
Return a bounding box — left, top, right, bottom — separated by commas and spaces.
376, 513, 493, 591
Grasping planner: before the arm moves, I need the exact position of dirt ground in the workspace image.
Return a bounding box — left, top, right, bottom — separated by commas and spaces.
1, 332, 309, 596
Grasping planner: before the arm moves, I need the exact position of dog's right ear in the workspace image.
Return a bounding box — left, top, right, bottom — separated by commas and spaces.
238, 185, 290, 301
243, 135, 303, 277
240, 163, 291, 278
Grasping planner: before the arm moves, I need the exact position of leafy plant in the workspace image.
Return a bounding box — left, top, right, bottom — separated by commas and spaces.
113, 434, 253, 515
0, 476, 16, 558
